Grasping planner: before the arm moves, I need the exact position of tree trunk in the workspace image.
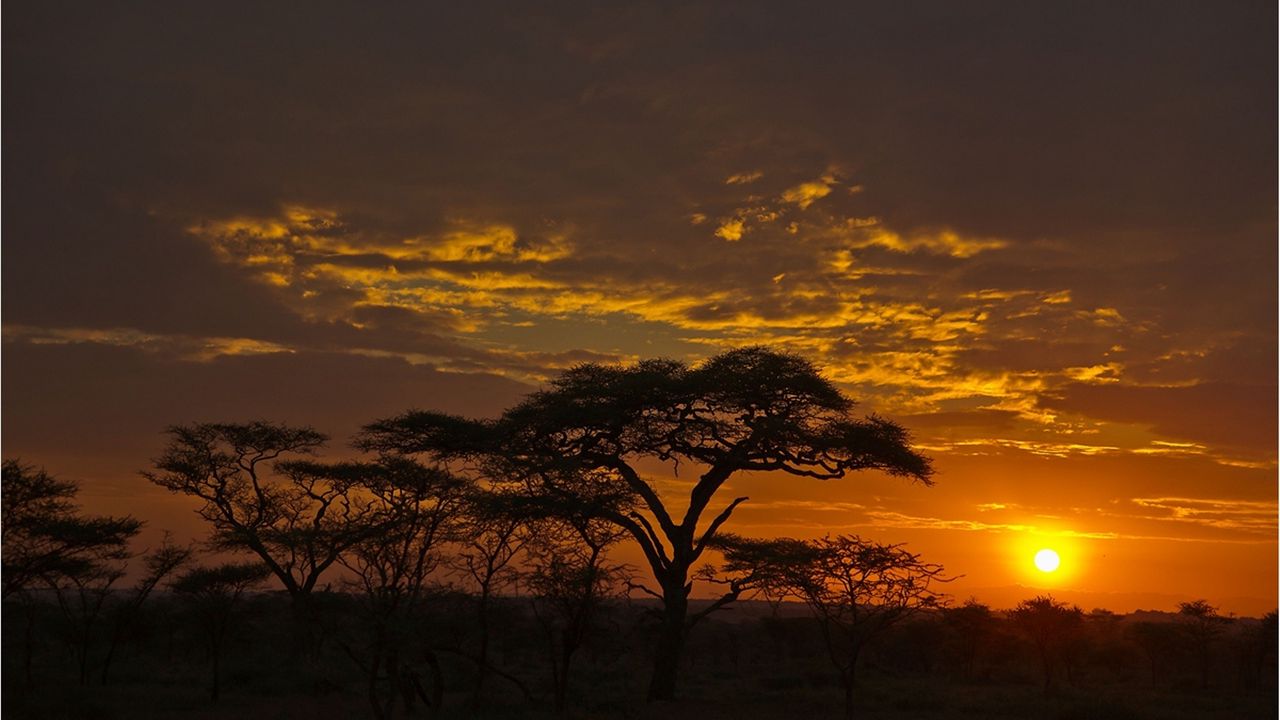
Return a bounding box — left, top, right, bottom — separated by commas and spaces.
647, 587, 688, 701
555, 637, 575, 712
211, 644, 221, 703
23, 605, 35, 687
842, 673, 854, 720
1039, 645, 1053, 693
423, 650, 444, 713
383, 647, 401, 719
100, 634, 120, 685
472, 590, 491, 707
367, 636, 386, 720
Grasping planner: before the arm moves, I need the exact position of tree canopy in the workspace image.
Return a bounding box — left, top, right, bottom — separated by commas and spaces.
360, 346, 934, 700
2, 460, 142, 598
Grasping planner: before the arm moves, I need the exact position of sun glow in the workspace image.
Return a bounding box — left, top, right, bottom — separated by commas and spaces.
1034, 548, 1061, 573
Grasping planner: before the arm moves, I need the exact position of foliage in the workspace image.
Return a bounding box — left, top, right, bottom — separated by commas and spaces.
714, 533, 951, 719
359, 347, 935, 701
170, 561, 271, 702
2, 460, 142, 598
1011, 595, 1085, 691
144, 422, 379, 600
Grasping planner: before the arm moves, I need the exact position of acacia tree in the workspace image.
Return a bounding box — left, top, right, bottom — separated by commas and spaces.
2, 460, 141, 599
1178, 599, 1230, 689
450, 489, 531, 707
717, 534, 950, 720
1127, 620, 1182, 687
1010, 595, 1084, 692
332, 457, 470, 720
522, 508, 630, 712
171, 561, 272, 703
941, 599, 997, 681
100, 536, 193, 684
144, 422, 379, 608
359, 347, 933, 701
2, 460, 143, 686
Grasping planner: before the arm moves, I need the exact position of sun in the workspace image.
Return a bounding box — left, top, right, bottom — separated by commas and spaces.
1033, 548, 1061, 573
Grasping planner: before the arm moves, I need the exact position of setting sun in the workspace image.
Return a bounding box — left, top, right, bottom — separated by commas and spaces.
1034, 549, 1061, 573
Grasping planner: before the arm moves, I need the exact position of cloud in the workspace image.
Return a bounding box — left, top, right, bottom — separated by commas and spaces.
3, 325, 294, 362
1127, 497, 1278, 535
1044, 382, 1278, 454
780, 179, 833, 209
724, 170, 763, 185
714, 218, 746, 241
848, 228, 1007, 258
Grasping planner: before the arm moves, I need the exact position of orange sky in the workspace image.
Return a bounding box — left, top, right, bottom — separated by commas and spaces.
3, 2, 1276, 615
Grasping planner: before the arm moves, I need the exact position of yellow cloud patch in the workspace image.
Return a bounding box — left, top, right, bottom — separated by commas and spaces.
714, 218, 746, 241
851, 227, 1007, 258
781, 180, 832, 209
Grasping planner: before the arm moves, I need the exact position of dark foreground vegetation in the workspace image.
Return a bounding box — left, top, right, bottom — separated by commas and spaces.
3, 591, 1276, 720
3, 349, 1276, 718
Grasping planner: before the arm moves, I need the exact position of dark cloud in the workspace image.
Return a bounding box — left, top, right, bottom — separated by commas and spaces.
1, 341, 531, 472
1043, 382, 1278, 454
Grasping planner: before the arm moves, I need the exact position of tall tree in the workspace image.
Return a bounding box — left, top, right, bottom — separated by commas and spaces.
359, 347, 933, 700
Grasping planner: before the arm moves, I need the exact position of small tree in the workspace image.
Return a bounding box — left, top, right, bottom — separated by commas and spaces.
1127, 620, 1182, 687
2, 460, 141, 599
1178, 599, 1229, 689
171, 561, 271, 702
523, 510, 630, 712
2, 460, 142, 686
144, 422, 378, 609
100, 536, 194, 684
334, 458, 469, 720
451, 489, 531, 707
717, 534, 950, 720
941, 599, 997, 680
1010, 595, 1083, 692
1237, 610, 1277, 690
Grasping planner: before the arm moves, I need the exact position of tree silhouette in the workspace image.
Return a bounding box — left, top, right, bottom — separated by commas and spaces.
1237, 610, 1277, 690
170, 561, 271, 702
359, 347, 933, 700
2, 459, 143, 686
99, 535, 193, 685
451, 489, 531, 707
331, 458, 469, 720
1178, 598, 1230, 689
941, 599, 997, 681
522, 506, 630, 711
1010, 595, 1083, 692
2, 460, 141, 599
144, 423, 378, 608
1127, 620, 1182, 687
717, 534, 950, 720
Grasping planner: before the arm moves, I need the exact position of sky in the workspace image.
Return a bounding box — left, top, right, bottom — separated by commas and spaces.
3, 1, 1276, 615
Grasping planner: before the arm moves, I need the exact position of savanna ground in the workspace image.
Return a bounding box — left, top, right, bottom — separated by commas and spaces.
4, 595, 1275, 720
